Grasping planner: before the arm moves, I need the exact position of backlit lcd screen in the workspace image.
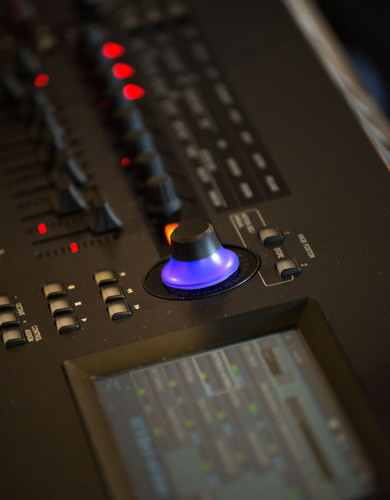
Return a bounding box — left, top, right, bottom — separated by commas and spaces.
94, 329, 376, 499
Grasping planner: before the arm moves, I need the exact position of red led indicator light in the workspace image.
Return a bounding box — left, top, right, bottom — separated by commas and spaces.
69, 242, 79, 253
34, 73, 50, 88
37, 223, 47, 235
122, 84, 146, 101
121, 157, 131, 167
112, 62, 135, 80
164, 223, 179, 245
101, 42, 126, 59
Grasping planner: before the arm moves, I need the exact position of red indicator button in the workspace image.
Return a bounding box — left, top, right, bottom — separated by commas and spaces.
69, 242, 79, 253
101, 42, 126, 59
34, 73, 50, 88
121, 157, 131, 167
37, 223, 47, 234
164, 223, 179, 245
122, 83, 145, 101
112, 62, 135, 79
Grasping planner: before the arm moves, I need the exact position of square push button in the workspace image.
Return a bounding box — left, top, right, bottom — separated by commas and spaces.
0, 310, 20, 329
49, 298, 73, 317
2, 328, 26, 348
55, 315, 79, 334
0, 295, 14, 311
101, 285, 125, 304
108, 302, 132, 320
276, 258, 301, 278
43, 282, 67, 300
259, 227, 284, 247
94, 270, 117, 287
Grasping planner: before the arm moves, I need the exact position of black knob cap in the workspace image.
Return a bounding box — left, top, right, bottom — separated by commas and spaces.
114, 106, 144, 133
170, 220, 221, 261
124, 129, 155, 156
66, 158, 88, 186
135, 152, 165, 181
92, 202, 123, 234
145, 174, 181, 217
57, 184, 88, 216
161, 220, 240, 290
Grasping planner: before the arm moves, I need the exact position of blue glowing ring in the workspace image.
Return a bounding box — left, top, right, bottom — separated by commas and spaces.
161, 246, 240, 290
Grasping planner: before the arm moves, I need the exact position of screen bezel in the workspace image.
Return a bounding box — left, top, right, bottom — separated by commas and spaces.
64, 298, 389, 499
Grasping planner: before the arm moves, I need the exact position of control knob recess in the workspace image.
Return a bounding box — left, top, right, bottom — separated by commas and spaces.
161, 220, 240, 290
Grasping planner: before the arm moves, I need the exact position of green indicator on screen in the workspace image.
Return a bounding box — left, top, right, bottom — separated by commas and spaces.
267, 443, 279, 455
234, 452, 247, 463
153, 428, 163, 437
248, 402, 260, 417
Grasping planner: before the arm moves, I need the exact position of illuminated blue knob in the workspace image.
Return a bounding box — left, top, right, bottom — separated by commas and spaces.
161, 221, 240, 290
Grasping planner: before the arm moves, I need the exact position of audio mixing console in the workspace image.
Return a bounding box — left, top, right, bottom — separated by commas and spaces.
0, 0, 389, 498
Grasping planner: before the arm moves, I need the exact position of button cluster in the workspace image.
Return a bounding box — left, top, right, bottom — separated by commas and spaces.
94, 270, 132, 320
42, 283, 80, 334
259, 226, 301, 278
0, 295, 26, 348
79, 28, 182, 219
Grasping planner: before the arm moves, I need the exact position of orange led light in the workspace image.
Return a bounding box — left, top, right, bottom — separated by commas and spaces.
164, 223, 179, 245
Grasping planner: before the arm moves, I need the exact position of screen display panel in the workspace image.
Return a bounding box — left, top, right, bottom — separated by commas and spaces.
93, 329, 376, 499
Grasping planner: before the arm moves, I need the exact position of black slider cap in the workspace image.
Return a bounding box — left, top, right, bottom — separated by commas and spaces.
58, 185, 88, 216
66, 158, 88, 186
124, 129, 155, 156
92, 202, 123, 234
171, 220, 221, 262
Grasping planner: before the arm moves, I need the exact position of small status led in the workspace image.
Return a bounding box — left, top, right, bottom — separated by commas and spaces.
101, 42, 126, 59
112, 62, 135, 79
69, 242, 79, 253
164, 223, 179, 245
34, 73, 50, 88
37, 223, 47, 234
121, 157, 131, 167
122, 83, 145, 101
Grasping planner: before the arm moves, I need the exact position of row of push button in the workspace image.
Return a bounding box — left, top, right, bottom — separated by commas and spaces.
259, 226, 301, 278
0, 295, 26, 348
42, 283, 80, 334
94, 270, 132, 320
